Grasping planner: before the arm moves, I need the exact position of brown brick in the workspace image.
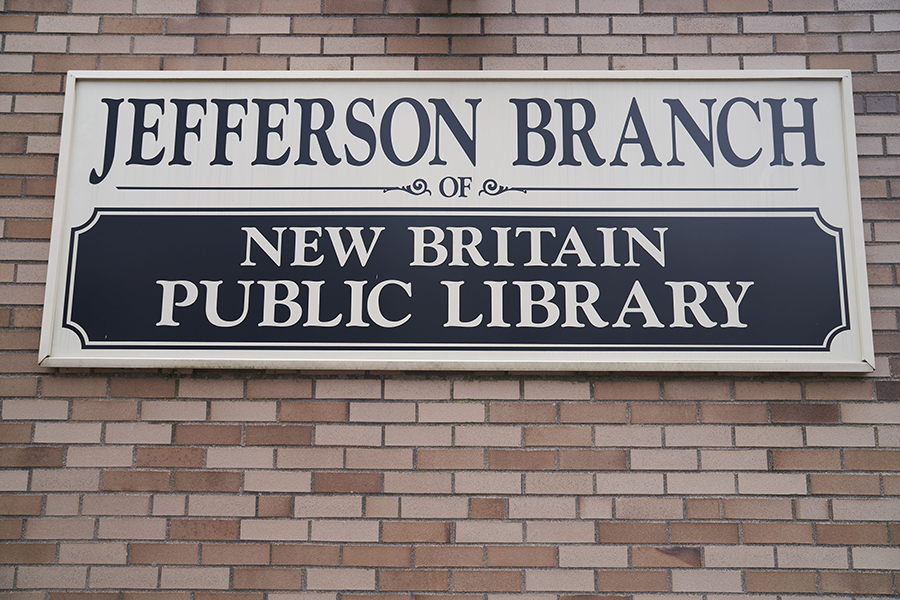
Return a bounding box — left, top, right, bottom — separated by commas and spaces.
52, 595, 122, 600
418, 448, 483, 470
773, 449, 841, 471
0, 330, 41, 351
199, 0, 262, 12
167, 17, 228, 34
258, 496, 291, 517
324, 0, 384, 13
524, 426, 591, 446
5, 220, 52, 239
490, 402, 555, 423
470, 498, 504, 519
1, 542, 56, 563
102, 17, 164, 34
103, 470, 170, 492
0, 75, 61, 93
314, 472, 381, 493
686, 498, 720, 519
202, 543, 269, 565
131, 542, 199, 564
8, 0, 68, 12
700, 403, 768, 423
723, 498, 792, 520
0, 423, 32, 443
746, 571, 817, 593
98, 56, 162, 70
246, 378, 312, 398
173, 471, 240, 492
820, 572, 894, 595
0, 518, 23, 539
486, 545, 555, 567
0, 134, 24, 154
0, 447, 63, 467
488, 449, 554, 470
811, 474, 881, 495
598, 570, 668, 592
356, 17, 416, 34
453, 36, 513, 54
195, 594, 261, 600
175, 424, 241, 445
233, 568, 304, 590
380, 570, 448, 591
418, 56, 479, 70
670, 522, 738, 543
560, 449, 626, 470
170, 519, 238, 541
631, 403, 696, 424
0, 15, 35, 31
52, 595, 121, 600
388, 0, 448, 13
597, 523, 667, 544
743, 523, 812, 544
34, 55, 97, 72
845, 449, 900, 471
884, 475, 900, 495
559, 402, 626, 423
23, 177, 57, 196
245, 424, 312, 446
197, 36, 260, 54
0, 376, 37, 396
110, 378, 176, 398
344, 544, 411, 567
708, 0, 768, 11
137, 447, 203, 468
633, 547, 700, 568
271, 544, 340, 566
0, 495, 42, 516
771, 403, 838, 423
72, 400, 138, 421
817, 523, 888, 546
453, 570, 521, 592
387, 36, 449, 54
282, 401, 346, 422
384, 522, 451, 543
414, 546, 481, 567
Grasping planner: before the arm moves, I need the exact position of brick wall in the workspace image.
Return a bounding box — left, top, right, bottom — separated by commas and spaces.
2, 0, 899, 597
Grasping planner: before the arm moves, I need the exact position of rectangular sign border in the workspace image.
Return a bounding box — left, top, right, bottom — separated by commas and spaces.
39, 70, 875, 373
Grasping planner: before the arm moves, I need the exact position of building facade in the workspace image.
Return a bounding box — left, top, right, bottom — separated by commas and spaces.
1, 0, 899, 597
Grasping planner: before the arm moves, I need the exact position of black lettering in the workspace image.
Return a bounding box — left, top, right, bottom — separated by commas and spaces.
125, 98, 165, 166
345, 98, 377, 167
663, 98, 716, 167
169, 98, 206, 167
381, 97, 429, 167
610, 97, 662, 167
89, 98, 123, 184
252, 98, 290, 166
764, 97, 825, 167
716, 97, 762, 168
210, 99, 248, 166
295, 98, 341, 166
555, 98, 605, 167
510, 98, 555, 167
429, 98, 480, 166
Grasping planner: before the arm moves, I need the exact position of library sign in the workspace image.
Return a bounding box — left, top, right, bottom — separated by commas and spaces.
40, 72, 873, 371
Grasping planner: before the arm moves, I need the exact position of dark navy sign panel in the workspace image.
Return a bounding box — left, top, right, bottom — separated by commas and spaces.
64, 209, 847, 351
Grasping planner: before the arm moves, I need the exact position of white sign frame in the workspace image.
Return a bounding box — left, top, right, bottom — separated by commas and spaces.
40, 70, 873, 372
